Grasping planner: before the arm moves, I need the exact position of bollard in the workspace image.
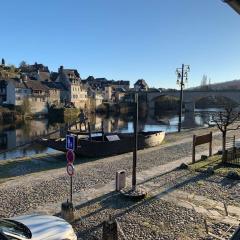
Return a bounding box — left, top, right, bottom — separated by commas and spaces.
102, 215, 118, 240
61, 201, 74, 223
116, 170, 126, 191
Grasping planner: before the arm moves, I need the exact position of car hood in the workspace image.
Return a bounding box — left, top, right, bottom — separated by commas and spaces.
11, 214, 76, 240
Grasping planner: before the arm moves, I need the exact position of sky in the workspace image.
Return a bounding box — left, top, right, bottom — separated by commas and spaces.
1, 0, 240, 88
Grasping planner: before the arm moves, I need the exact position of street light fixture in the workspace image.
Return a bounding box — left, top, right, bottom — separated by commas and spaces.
224, 0, 240, 14
176, 64, 190, 132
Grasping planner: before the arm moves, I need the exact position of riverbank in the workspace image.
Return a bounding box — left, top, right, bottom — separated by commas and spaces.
1, 125, 240, 239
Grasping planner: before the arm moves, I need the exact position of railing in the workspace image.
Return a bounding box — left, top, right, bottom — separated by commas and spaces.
225, 135, 240, 165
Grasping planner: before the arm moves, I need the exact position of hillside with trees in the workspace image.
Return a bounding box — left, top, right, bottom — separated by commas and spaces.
188, 75, 240, 91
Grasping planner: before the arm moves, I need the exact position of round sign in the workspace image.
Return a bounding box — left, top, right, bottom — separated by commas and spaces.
66, 150, 75, 164
67, 163, 74, 176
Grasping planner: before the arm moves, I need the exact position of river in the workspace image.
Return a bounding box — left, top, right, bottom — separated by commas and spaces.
0, 108, 220, 160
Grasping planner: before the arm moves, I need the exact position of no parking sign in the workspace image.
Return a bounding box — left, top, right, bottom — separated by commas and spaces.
66, 150, 75, 164
67, 163, 75, 176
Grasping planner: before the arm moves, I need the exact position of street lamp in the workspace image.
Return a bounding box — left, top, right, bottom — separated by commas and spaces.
176, 64, 190, 132
224, 0, 240, 14
132, 92, 138, 190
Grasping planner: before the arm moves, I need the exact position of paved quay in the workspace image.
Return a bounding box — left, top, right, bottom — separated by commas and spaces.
1, 126, 240, 239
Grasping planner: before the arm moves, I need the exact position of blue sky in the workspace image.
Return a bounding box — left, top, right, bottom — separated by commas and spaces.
1, 0, 240, 88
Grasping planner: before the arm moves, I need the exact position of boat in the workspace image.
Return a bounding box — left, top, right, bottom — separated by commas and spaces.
38, 131, 165, 158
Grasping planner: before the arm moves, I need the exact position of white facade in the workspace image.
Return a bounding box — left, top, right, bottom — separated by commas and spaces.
6, 80, 30, 105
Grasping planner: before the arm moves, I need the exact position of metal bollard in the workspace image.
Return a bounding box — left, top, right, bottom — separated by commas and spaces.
116, 170, 126, 191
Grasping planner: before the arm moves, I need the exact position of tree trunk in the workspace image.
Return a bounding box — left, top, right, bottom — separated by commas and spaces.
222, 131, 227, 162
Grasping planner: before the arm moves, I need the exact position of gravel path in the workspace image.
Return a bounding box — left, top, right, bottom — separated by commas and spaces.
148, 169, 240, 208
1, 127, 240, 218
1, 126, 240, 239
73, 194, 208, 240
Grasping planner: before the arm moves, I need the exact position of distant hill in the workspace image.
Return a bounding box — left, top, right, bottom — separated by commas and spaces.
188, 79, 240, 90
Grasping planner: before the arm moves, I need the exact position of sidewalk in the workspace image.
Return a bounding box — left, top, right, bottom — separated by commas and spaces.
29, 143, 237, 223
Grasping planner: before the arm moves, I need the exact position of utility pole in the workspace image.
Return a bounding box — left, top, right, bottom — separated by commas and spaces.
176, 64, 190, 132
132, 92, 138, 190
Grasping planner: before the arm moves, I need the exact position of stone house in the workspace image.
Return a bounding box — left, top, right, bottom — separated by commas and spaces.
6, 76, 49, 114
6, 77, 31, 106
87, 88, 104, 110
103, 85, 113, 101
115, 87, 127, 102
134, 79, 149, 91
23, 78, 49, 114
56, 66, 88, 108
42, 81, 63, 106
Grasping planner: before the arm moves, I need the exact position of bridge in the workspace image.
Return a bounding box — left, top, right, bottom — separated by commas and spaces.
147, 89, 240, 112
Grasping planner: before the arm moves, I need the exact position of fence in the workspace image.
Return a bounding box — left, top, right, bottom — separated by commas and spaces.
225, 136, 240, 166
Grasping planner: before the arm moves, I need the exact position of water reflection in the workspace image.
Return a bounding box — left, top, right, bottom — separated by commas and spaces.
0, 109, 220, 160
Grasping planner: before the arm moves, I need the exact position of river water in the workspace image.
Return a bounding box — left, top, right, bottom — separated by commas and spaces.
0, 108, 219, 160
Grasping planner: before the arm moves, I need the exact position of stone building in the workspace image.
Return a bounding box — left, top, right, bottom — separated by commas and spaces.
55, 66, 88, 108
134, 79, 149, 91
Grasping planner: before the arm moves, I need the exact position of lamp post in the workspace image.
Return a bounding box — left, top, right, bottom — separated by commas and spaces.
176, 64, 190, 132
132, 92, 138, 190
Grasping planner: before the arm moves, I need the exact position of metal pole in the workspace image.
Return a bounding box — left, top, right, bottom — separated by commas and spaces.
132, 93, 138, 190
178, 64, 184, 132
70, 175, 73, 203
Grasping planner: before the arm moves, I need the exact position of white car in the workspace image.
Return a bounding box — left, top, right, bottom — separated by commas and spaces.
0, 214, 77, 240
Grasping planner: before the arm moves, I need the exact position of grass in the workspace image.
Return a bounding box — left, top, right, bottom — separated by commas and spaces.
188, 154, 240, 177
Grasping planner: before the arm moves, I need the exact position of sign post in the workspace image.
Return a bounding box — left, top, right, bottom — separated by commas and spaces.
67, 163, 74, 203
66, 134, 76, 203
61, 134, 76, 222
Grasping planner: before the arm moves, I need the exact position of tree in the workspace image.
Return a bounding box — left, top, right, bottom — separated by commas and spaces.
201, 74, 208, 87
21, 98, 31, 115
209, 105, 240, 161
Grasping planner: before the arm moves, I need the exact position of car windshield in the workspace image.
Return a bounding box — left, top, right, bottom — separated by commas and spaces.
0, 219, 32, 239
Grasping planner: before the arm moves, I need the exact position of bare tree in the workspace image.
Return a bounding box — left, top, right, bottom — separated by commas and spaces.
210, 105, 240, 160
21, 98, 31, 116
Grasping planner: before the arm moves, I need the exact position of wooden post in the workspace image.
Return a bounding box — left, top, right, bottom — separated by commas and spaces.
209, 132, 212, 157
88, 122, 92, 141
192, 135, 196, 163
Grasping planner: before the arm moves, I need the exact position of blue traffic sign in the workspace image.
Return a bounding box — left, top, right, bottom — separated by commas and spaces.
66, 135, 76, 151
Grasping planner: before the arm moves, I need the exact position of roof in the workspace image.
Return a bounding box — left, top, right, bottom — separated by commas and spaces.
134, 79, 149, 89
95, 78, 108, 82
42, 81, 67, 91
62, 69, 80, 78
50, 72, 58, 81
24, 79, 49, 91
109, 80, 130, 85
38, 71, 51, 81
20, 63, 49, 73
8, 78, 27, 89
115, 87, 126, 92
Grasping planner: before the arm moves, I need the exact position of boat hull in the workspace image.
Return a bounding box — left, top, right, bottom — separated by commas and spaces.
38, 131, 165, 158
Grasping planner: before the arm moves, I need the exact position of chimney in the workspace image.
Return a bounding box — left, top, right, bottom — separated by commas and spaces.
59, 65, 64, 73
